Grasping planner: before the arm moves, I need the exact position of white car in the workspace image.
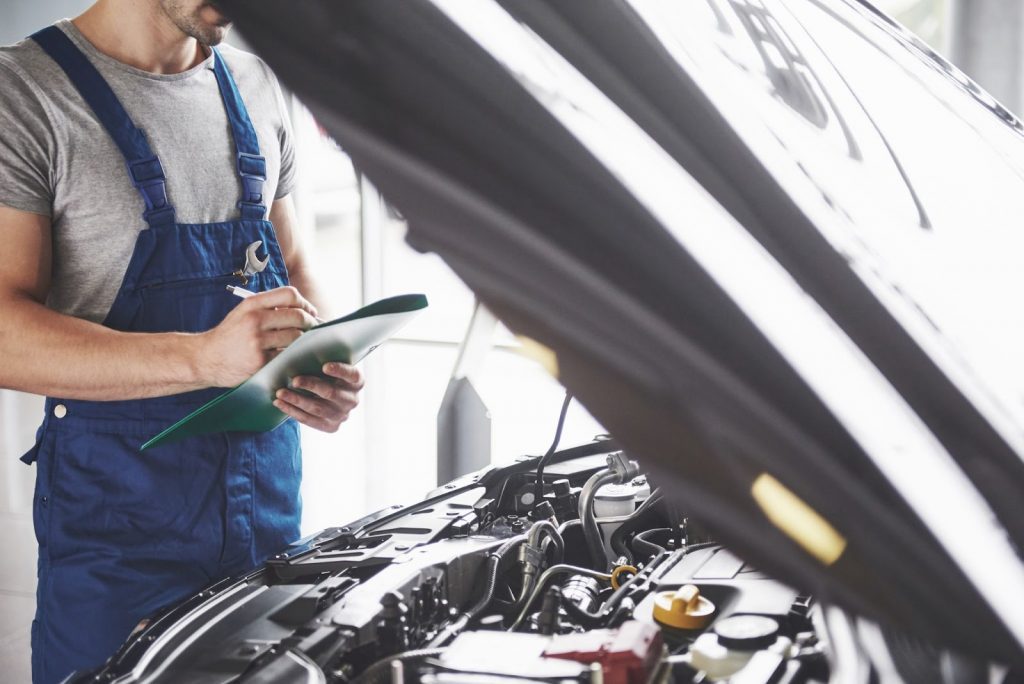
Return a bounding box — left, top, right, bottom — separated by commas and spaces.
76, 1, 1024, 682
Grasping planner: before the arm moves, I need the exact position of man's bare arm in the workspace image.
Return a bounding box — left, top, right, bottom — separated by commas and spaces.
269, 194, 324, 314
268, 195, 364, 432
0, 205, 318, 400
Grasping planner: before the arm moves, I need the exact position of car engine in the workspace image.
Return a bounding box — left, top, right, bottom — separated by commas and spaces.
81, 441, 830, 684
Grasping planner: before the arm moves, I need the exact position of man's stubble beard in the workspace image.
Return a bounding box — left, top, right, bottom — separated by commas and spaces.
157, 0, 231, 46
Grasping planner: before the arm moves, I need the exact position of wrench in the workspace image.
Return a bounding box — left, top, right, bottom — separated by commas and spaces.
233, 240, 269, 285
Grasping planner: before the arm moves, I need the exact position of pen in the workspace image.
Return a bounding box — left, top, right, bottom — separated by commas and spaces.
225, 284, 256, 299
226, 285, 325, 324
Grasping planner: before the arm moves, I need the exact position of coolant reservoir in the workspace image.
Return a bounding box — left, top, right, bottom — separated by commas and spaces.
595, 478, 650, 555
689, 615, 791, 680
594, 484, 636, 520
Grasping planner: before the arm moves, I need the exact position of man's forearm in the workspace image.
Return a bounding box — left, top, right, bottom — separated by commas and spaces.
288, 261, 326, 318
0, 293, 206, 401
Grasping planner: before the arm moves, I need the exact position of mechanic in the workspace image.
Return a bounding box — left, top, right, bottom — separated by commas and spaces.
0, 1, 363, 682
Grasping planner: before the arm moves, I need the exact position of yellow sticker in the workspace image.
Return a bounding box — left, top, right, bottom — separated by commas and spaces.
751, 473, 847, 566
515, 336, 559, 378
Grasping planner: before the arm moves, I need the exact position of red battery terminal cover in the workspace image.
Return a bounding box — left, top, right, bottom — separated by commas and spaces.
542, 621, 664, 684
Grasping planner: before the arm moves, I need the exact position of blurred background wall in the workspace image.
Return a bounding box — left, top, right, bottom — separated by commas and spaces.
0, 0, 1021, 681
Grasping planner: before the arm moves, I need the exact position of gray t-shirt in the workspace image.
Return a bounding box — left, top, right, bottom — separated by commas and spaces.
0, 20, 296, 323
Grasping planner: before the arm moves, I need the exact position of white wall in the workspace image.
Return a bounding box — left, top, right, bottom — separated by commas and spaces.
1, 3, 93, 683
1, 0, 91, 44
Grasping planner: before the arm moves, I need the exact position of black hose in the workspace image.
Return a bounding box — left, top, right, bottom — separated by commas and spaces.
529, 519, 565, 565
350, 648, 446, 684
611, 527, 631, 560
581, 469, 619, 569
557, 518, 581, 536
632, 528, 670, 561
609, 490, 664, 562
516, 520, 566, 610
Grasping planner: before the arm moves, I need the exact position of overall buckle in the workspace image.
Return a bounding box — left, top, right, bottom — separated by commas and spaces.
126, 157, 176, 227
236, 152, 267, 205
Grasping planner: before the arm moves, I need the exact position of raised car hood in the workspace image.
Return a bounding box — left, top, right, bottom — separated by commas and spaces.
220, 0, 1024, 665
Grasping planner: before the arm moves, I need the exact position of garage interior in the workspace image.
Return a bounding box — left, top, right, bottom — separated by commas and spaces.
1, 0, 1021, 681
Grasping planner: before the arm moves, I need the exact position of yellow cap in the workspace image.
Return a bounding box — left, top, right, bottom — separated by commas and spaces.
652, 584, 715, 630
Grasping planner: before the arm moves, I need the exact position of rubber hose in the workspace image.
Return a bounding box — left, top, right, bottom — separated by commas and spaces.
528, 519, 564, 565
516, 520, 566, 609
609, 490, 664, 562
632, 528, 670, 561
610, 526, 631, 561
557, 519, 581, 536
580, 469, 619, 569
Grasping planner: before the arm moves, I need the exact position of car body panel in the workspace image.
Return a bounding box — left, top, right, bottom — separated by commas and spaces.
219, 0, 1024, 664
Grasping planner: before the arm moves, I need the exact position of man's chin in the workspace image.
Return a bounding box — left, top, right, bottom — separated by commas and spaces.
199, 23, 231, 47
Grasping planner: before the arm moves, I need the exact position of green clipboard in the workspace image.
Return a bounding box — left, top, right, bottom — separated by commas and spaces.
141, 294, 428, 450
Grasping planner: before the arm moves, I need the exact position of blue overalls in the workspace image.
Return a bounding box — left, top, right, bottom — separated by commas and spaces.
22, 27, 302, 684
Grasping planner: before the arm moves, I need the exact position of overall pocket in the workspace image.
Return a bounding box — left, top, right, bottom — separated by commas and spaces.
48, 424, 228, 564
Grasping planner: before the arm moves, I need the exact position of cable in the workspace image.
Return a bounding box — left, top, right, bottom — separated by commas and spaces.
533, 391, 573, 506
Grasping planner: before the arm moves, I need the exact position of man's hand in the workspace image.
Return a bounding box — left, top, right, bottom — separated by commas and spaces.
273, 362, 364, 433
196, 286, 319, 387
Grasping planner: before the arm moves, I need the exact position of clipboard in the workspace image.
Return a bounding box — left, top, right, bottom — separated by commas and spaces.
141, 294, 428, 450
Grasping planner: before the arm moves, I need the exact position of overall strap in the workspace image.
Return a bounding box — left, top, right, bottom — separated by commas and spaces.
30, 26, 176, 229
211, 49, 268, 221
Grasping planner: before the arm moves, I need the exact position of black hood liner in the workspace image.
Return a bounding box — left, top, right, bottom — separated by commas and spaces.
221, 0, 1023, 664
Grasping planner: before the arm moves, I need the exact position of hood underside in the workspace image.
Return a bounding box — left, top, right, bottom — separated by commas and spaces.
220, 0, 1024, 664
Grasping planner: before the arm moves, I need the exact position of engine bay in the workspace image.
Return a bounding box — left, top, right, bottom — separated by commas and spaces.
83, 442, 831, 684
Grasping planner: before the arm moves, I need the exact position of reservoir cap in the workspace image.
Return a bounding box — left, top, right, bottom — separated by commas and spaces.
713, 615, 780, 650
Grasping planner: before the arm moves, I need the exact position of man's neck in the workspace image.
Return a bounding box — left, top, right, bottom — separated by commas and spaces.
72, 0, 207, 75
